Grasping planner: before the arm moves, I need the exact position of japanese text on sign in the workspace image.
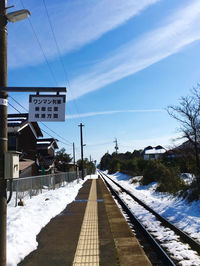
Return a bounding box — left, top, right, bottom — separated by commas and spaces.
29, 95, 66, 122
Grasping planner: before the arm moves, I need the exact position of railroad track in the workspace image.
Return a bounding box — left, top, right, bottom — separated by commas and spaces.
98, 170, 200, 266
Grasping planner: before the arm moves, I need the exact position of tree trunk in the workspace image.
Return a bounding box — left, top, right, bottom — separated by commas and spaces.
194, 141, 200, 184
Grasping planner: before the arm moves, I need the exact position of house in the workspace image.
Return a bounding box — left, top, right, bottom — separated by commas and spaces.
172, 140, 200, 155
164, 140, 200, 161
8, 113, 43, 160
36, 138, 59, 173
57, 161, 78, 172
142, 145, 166, 160
8, 113, 43, 177
8, 113, 61, 176
19, 159, 38, 178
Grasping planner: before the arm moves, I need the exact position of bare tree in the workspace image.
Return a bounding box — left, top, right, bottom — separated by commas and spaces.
167, 88, 200, 180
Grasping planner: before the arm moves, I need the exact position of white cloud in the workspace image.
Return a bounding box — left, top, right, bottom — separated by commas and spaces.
8, 0, 158, 68
68, 0, 200, 100
66, 109, 164, 119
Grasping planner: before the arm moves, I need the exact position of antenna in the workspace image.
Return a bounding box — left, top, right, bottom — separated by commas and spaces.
114, 138, 119, 153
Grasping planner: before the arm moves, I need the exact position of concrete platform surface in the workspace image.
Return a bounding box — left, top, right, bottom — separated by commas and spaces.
18, 177, 152, 266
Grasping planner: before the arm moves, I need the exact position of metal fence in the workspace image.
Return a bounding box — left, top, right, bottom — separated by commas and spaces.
7, 170, 87, 207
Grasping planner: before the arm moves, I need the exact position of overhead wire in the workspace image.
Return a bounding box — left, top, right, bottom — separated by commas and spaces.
19, 0, 58, 86
8, 102, 21, 113
41, 0, 76, 122
8, 95, 73, 145
41, 0, 83, 123
8, 101, 55, 139
9, 0, 74, 146
8, 97, 72, 146
15, 0, 89, 154
42, 0, 67, 85
20, 0, 83, 134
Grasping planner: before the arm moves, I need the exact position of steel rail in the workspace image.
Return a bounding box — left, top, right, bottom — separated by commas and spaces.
98, 171, 175, 266
98, 170, 200, 255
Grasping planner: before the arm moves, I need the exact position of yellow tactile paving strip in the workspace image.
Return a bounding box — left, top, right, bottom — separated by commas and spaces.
72, 179, 99, 266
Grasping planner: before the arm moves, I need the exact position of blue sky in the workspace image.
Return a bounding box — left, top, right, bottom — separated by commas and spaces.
6, 0, 200, 162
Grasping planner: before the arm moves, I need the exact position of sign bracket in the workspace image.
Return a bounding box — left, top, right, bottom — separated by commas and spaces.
0, 87, 67, 93
3, 87, 67, 122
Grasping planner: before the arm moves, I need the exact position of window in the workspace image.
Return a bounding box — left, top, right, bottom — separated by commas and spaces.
8, 135, 17, 150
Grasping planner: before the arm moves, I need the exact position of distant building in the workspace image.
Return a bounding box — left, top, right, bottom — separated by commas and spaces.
142, 145, 166, 160
36, 138, 59, 173
8, 113, 43, 160
19, 159, 38, 178
172, 140, 200, 153
8, 113, 43, 177
166, 140, 200, 159
7, 113, 63, 176
64, 162, 78, 172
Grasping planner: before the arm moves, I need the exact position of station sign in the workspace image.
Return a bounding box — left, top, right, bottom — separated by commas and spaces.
29, 95, 66, 122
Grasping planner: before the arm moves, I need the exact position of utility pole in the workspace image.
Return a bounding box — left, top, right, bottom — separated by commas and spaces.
114, 138, 119, 153
79, 123, 84, 180
0, 5, 30, 265
90, 155, 92, 178
0, 1, 8, 265
73, 142, 76, 171
73, 142, 78, 181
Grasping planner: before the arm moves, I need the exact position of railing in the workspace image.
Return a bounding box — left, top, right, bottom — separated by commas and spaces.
7, 170, 87, 207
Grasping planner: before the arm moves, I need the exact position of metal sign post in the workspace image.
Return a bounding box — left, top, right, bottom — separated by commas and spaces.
0, 0, 65, 264
0, 87, 66, 266
0, 1, 8, 264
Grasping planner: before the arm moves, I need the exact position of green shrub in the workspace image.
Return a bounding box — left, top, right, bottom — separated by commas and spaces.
108, 159, 121, 174
137, 158, 148, 173
141, 160, 185, 193
141, 160, 166, 185
120, 159, 138, 176
156, 168, 185, 194
186, 179, 200, 201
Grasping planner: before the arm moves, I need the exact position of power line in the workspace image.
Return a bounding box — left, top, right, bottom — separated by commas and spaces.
39, 126, 56, 139
16, 0, 84, 149
19, 0, 58, 85
41, 0, 83, 122
8, 101, 54, 138
8, 97, 72, 146
41, 0, 77, 121
20, 0, 85, 126
40, 122, 73, 145
42, 0, 67, 84
39, 127, 72, 146
9, 95, 73, 145
8, 102, 21, 113
8, 95, 73, 144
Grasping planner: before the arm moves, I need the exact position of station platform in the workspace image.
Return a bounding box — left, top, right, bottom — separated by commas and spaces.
18, 177, 151, 266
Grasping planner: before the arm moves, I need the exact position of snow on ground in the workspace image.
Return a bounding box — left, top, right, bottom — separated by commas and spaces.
104, 171, 200, 265
7, 174, 97, 266
7, 171, 200, 265
109, 171, 200, 240
180, 173, 195, 185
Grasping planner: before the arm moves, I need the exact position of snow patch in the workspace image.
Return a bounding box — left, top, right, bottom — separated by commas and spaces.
7, 175, 96, 266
